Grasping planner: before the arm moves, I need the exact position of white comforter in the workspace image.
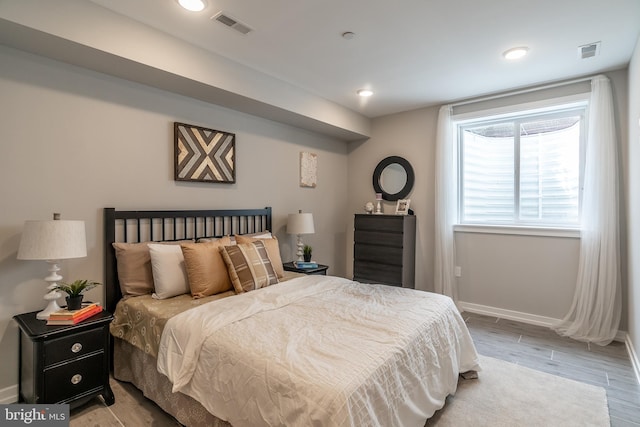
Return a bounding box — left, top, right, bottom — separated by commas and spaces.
157, 275, 480, 427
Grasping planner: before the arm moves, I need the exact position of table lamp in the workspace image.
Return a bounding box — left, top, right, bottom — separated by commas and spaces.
287, 210, 315, 261
17, 213, 87, 320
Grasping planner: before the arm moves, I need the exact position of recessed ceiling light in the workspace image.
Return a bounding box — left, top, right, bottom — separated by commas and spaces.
177, 0, 206, 12
503, 47, 529, 60
357, 89, 373, 97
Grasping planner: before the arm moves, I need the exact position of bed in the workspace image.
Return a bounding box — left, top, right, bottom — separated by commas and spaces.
104, 207, 480, 426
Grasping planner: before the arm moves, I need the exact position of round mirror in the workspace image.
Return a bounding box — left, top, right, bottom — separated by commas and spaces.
380, 163, 407, 194
372, 156, 414, 201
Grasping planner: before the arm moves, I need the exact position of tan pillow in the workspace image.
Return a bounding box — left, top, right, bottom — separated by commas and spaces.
220, 241, 279, 294
112, 240, 192, 297
181, 237, 233, 298
197, 237, 229, 243
235, 235, 284, 278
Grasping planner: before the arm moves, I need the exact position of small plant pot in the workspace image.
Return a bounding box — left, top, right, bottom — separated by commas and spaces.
66, 295, 83, 311
303, 253, 312, 262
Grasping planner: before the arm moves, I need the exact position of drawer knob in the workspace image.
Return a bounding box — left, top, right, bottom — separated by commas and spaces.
71, 374, 82, 385
71, 343, 83, 353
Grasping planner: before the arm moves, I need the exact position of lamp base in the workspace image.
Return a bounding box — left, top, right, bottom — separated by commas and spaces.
296, 234, 304, 262
36, 289, 63, 320
36, 260, 64, 320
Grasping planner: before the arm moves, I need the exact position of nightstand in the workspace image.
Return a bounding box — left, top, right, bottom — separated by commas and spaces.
13, 309, 114, 409
283, 262, 329, 275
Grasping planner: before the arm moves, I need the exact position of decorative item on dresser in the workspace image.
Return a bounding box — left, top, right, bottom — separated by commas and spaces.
395, 199, 411, 215
353, 213, 416, 288
17, 213, 87, 320
13, 309, 114, 409
374, 192, 383, 214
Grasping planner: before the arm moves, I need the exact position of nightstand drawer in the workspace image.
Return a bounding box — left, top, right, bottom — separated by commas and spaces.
44, 352, 104, 403
44, 328, 104, 366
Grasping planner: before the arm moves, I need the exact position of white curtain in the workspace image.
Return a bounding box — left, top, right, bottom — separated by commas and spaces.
434, 105, 458, 303
553, 75, 621, 346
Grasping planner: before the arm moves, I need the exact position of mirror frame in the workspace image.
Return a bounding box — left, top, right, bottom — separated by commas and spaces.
372, 156, 415, 201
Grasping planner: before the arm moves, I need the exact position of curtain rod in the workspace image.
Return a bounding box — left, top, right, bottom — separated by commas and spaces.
450, 75, 595, 108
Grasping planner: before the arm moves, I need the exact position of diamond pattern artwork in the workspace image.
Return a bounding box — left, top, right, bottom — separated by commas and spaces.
174, 122, 235, 183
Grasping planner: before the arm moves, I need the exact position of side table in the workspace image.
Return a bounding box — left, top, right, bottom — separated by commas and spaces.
283, 262, 329, 276
13, 309, 114, 409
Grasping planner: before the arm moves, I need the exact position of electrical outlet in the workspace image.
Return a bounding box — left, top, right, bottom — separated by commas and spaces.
455, 266, 462, 277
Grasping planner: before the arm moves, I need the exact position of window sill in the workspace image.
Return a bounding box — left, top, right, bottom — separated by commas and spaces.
454, 224, 580, 238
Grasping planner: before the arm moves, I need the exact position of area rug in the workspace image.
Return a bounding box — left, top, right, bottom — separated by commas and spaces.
426, 355, 610, 426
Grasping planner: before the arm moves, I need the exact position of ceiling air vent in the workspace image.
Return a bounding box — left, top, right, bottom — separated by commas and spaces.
578, 42, 600, 59
212, 11, 253, 35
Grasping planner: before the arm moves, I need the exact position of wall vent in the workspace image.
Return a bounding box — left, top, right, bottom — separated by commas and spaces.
578, 42, 600, 59
211, 11, 253, 35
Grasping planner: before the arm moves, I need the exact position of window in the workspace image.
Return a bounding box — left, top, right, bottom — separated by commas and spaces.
458, 105, 586, 227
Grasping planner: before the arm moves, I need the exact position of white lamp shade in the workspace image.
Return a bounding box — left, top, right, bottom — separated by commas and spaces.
17, 220, 87, 260
287, 213, 315, 235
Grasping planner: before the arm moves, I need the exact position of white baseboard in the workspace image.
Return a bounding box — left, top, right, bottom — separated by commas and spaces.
459, 301, 559, 328
458, 301, 627, 343
0, 384, 18, 404
626, 334, 640, 385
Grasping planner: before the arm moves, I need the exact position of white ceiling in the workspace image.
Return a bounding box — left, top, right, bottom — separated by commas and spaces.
88, 0, 640, 118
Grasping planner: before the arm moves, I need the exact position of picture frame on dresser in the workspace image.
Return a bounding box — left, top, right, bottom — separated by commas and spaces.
395, 199, 411, 215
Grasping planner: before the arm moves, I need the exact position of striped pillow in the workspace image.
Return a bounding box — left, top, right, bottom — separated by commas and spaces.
220, 241, 278, 293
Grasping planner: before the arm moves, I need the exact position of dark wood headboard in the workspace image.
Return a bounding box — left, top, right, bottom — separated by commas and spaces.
103, 207, 272, 313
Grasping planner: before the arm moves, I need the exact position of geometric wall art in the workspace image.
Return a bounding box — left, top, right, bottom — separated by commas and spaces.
174, 122, 236, 183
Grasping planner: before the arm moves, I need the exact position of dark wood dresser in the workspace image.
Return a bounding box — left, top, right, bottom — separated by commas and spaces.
353, 214, 416, 288
14, 310, 114, 409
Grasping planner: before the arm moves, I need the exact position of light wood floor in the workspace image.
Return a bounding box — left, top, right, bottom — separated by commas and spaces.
71, 312, 640, 426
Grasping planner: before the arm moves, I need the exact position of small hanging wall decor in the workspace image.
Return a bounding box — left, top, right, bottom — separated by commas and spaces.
174, 122, 236, 183
300, 152, 317, 188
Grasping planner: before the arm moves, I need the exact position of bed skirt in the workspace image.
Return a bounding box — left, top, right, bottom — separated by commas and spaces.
113, 338, 230, 427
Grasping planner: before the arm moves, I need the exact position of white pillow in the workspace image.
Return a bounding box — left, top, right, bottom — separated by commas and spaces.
148, 243, 190, 299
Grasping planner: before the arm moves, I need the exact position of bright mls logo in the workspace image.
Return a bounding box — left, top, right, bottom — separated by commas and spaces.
1, 405, 69, 426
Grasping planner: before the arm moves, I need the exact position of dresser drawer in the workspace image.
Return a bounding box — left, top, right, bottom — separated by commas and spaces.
354, 260, 402, 285
354, 244, 403, 265
43, 352, 104, 403
355, 229, 404, 247
44, 328, 104, 366
355, 215, 405, 233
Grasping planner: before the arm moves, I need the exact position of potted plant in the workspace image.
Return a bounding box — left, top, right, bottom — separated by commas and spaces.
52, 279, 101, 310
303, 245, 312, 262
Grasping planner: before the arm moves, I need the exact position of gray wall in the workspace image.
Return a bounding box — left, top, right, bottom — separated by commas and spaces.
347, 107, 437, 291
347, 69, 629, 328
0, 45, 349, 398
